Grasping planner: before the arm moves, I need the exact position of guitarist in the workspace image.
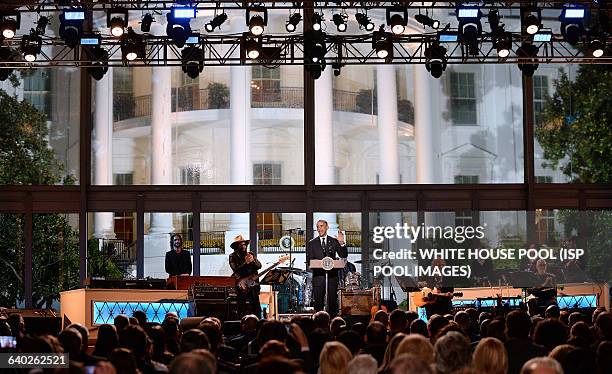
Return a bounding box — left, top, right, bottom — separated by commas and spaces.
229, 235, 262, 318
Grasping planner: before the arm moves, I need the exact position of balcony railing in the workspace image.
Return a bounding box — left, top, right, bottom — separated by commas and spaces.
113, 86, 413, 124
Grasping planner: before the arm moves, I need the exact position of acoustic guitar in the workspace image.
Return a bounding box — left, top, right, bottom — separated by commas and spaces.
412, 287, 463, 307
236, 255, 289, 293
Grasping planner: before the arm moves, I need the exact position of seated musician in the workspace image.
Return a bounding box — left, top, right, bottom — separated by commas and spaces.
533, 258, 555, 287
165, 233, 192, 277
418, 258, 454, 318
229, 235, 262, 318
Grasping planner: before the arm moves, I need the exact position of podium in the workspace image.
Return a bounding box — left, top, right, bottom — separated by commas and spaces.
310, 257, 347, 312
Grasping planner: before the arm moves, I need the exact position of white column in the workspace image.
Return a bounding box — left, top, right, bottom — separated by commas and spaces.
93, 69, 115, 239
149, 25, 174, 234
314, 67, 338, 231
376, 64, 400, 184
414, 65, 436, 184
229, 16, 252, 234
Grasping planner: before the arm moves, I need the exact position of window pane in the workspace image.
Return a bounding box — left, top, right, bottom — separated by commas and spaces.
0, 214, 24, 307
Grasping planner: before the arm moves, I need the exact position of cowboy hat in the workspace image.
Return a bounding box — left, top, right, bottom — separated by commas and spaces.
230, 234, 250, 250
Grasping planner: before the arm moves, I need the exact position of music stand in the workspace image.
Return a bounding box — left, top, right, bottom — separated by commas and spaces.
310, 258, 346, 312
261, 269, 291, 319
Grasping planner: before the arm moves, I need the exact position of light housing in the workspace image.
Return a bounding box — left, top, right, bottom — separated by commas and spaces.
387, 6, 408, 35
0, 46, 15, 81
140, 14, 154, 33
425, 42, 448, 78
560, 6, 586, 45
242, 35, 262, 59
286, 13, 302, 32
332, 13, 348, 32
516, 42, 540, 77
87, 46, 109, 80
312, 13, 323, 31
167, 10, 193, 48
206, 13, 228, 32
182, 46, 204, 79
21, 32, 42, 62
523, 9, 542, 35
588, 38, 605, 57
247, 6, 268, 36
107, 8, 129, 37
356, 13, 375, 31
373, 30, 393, 62
415, 13, 440, 29
121, 28, 145, 62
0, 14, 20, 39
304, 30, 327, 79
495, 33, 512, 58
60, 9, 86, 48
456, 6, 481, 55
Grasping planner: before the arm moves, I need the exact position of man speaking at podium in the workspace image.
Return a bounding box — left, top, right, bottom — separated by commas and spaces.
306, 219, 348, 316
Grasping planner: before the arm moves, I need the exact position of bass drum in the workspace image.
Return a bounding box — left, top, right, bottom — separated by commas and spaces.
302, 272, 313, 307
273, 275, 304, 314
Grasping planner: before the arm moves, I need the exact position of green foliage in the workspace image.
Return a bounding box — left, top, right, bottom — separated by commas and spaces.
87, 238, 124, 279
535, 65, 612, 183
207, 82, 229, 109
0, 214, 24, 307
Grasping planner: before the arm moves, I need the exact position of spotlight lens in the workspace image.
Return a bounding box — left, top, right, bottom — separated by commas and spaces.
126, 52, 137, 61
313, 22, 321, 31
251, 25, 263, 35
592, 48, 604, 57
338, 23, 347, 32
377, 49, 389, 59
205, 23, 214, 32
24, 53, 36, 62
286, 23, 296, 32
111, 26, 124, 37
312, 56, 319, 63
527, 24, 539, 35
248, 49, 259, 59
392, 24, 405, 35
498, 48, 510, 58
3, 29, 15, 39
432, 20, 440, 29
366, 22, 375, 31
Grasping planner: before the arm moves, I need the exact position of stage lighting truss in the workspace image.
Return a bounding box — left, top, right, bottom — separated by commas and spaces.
0, 2, 609, 69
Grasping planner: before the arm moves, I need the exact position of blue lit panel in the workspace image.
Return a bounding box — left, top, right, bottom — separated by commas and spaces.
557, 295, 597, 309
186, 36, 200, 45
563, 9, 585, 19
452, 299, 476, 308
65, 11, 85, 21
440, 34, 458, 42
80, 38, 100, 45
458, 8, 479, 18
92, 301, 190, 325
534, 33, 552, 42
173, 8, 196, 19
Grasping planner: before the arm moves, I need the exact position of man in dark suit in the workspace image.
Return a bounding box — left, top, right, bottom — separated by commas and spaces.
306, 219, 348, 316
165, 233, 192, 277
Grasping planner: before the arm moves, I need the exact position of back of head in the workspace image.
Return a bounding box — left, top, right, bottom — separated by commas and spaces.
473, 337, 508, 374
366, 321, 387, 346
169, 352, 216, 374
241, 314, 259, 333
181, 329, 210, 353
561, 347, 597, 374
330, 316, 347, 337
379, 333, 407, 373
256, 356, 302, 374
319, 341, 352, 374
487, 319, 507, 343
545, 305, 560, 319
506, 310, 532, 339
595, 311, 612, 341
313, 311, 331, 330
119, 324, 148, 359
257, 320, 289, 348
569, 321, 594, 347
109, 347, 138, 374
67, 323, 89, 352
389, 310, 407, 332
133, 310, 147, 326
114, 314, 130, 332
533, 318, 568, 351
520, 357, 563, 374
395, 334, 434, 365
454, 311, 470, 332
374, 310, 389, 327
434, 331, 472, 374
95, 324, 119, 357
390, 353, 433, 374
410, 318, 429, 337
58, 328, 83, 358
347, 354, 377, 374
428, 314, 449, 340
597, 341, 612, 374
259, 339, 289, 359
548, 344, 575, 363
197, 319, 222, 353
336, 329, 362, 355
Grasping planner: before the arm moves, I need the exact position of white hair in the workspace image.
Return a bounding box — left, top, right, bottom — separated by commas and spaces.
520, 357, 563, 374
347, 354, 378, 374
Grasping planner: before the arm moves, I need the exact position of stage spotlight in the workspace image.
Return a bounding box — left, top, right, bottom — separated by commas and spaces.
387, 6, 407, 35
304, 30, 327, 79
425, 42, 447, 78
0, 47, 15, 81
356, 13, 375, 31
588, 38, 605, 57
516, 42, 539, 77
373, 29, 393, 61
286, 12, 302, 32
121, 29, 145, 62
87, 46, 109, 81
36, 16, 50, 35
415, 13, 440, 29
21, 32, 42, 62
167, 7, 195, 48
333, 13, 348, 32
182, 46, 204, 79
0, 14, 19, 39
560, 6, 585, 45
243, 36, 262, 59
312, 13, 323, 31
107, 8, 129, 37
60, 9, 86, 48
247, 7, 268, 36
495, 33, 512, 58
206, 12, 228, 32
523, 10, 542, 35
456, 5, 481, 55
140, 13, 154, 33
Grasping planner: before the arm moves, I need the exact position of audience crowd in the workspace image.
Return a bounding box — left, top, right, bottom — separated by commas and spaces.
1, 303, 611, 374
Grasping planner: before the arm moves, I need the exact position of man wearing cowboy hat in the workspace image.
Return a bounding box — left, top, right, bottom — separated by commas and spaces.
229, 234, 262, 318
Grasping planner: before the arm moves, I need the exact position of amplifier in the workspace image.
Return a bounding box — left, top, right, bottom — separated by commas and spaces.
339, 288, 381, 316
189, 285, 231, 300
